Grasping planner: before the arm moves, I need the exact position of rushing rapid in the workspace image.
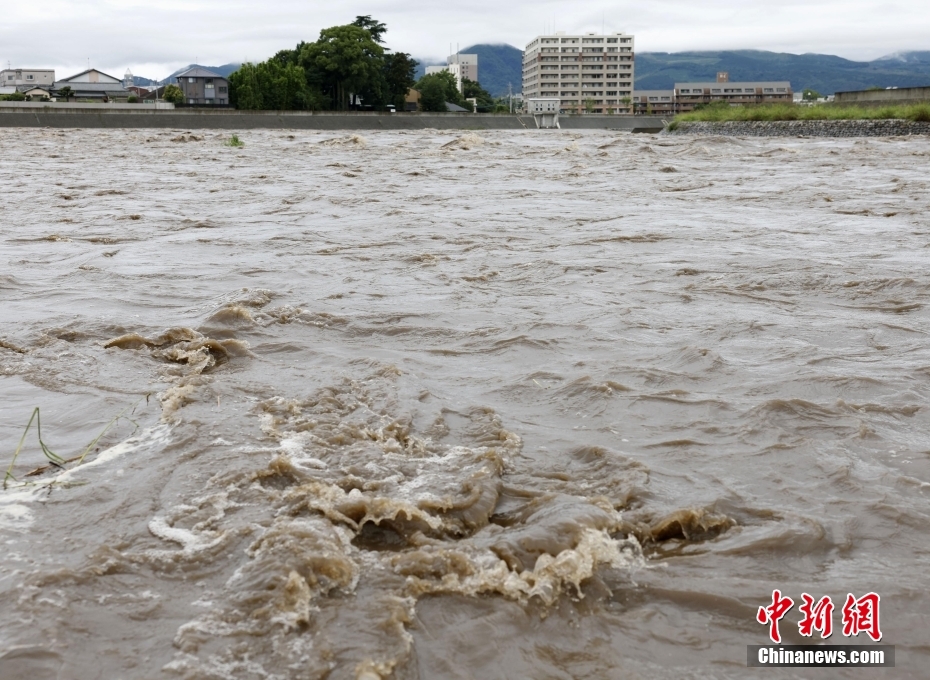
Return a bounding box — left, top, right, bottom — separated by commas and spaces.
1, 127, 928, 679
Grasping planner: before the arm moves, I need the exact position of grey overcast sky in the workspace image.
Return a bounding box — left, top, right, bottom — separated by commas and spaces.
1, 1, 927, 80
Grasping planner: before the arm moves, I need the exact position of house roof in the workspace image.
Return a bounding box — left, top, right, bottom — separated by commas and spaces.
445, 101, 469, 112
175, 67, 225, 79
52, 82, 129, 93
58, 68, 123, 84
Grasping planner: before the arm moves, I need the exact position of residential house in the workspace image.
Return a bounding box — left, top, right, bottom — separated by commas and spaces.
52, 69, 130, 101
174, 67, 229, 106
405, 88, 421, 111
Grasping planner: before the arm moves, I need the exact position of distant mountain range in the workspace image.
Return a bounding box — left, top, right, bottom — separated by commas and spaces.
636, 50, 930, 93
136, 49, 930, 97
419, 46, 930, 96
414, 44, 523, 97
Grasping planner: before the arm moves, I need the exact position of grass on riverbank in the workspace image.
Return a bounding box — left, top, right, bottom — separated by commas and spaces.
674, 102, 930, 123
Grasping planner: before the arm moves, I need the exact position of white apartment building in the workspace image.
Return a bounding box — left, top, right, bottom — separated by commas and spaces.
523, 31, 634, 114
426, 63, 464, 93
446, 53, 477, 83
425, 53, 478, 93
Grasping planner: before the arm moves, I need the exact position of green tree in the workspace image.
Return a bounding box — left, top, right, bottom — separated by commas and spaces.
418, 77, 446, 112
300, 24, 385, 110
584, 98, 596, 113
56, 86, 73, 102
352, 15, 387, 44
415, 71, 463, 110
383, 52, 417, 111
802, 88, 823, 101
462, 78, 494, 110
229, 60, 321, 110
162, 84, 184, 104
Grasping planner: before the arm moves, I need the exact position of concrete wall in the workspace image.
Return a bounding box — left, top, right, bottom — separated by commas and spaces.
835, 87, 930, 104
0, 101, 175, 110
0, 108, 667, 131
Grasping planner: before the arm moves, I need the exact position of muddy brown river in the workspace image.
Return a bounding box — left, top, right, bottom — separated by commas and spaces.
1, 128, 928, 679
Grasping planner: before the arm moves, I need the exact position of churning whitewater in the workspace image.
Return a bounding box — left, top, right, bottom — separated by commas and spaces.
1, 128, 929, 679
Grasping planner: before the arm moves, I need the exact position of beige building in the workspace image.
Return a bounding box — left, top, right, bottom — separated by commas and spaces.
523, 31, 634, 114
633, 73, 793, 115
1, 68, 55, 89
447, 53, 477, 83
53, 69, 130, 101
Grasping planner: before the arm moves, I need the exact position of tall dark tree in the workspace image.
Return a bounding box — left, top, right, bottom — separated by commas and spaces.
383, 52, 418, 110
300, 25, 384, 110
462, 78, 494, 109
352, 15, 387, 44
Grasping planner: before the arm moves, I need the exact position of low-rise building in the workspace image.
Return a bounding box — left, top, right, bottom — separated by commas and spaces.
174, 67, 230, 106
0, 68, 55, 89
523, 31, 635, 114
633, 73, 793, 115
632, 90, 676, 115
405, 88, 421, 111
52, 69, 130, 101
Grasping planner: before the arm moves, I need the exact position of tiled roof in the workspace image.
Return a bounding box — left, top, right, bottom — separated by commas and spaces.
175, 67, 225, 79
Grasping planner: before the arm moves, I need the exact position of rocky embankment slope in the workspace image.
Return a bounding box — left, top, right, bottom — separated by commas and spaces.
670, 119, 930, 136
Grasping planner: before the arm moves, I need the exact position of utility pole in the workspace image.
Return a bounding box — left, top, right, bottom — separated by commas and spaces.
508, 83, 513, 113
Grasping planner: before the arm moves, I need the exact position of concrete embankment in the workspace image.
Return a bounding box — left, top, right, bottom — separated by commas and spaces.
0, 107, 667, 131
670, 119, 930, 137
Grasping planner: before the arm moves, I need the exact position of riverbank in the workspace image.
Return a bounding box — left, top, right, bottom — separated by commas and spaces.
674, 102, 930, 123
668, 119, 930, 136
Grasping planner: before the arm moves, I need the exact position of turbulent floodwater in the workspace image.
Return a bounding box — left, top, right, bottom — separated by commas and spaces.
1, 127, 928, 679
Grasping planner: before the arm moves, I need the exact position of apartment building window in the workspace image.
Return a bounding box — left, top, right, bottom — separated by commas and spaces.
606, 56, 618, 62
764, 88, 774, 93
606, 91, 618, 96
712, 89, 722, 93
621, 38, 631, 43
607, 48, 618, 52
776, 88, 787, 92
26, 75, 34, 81
584, 39, 604, 43
6, 75, 12, 80
648, 97, 658, 101
606, 38, 618, 43
680, 89, 690, 93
